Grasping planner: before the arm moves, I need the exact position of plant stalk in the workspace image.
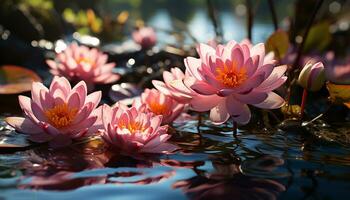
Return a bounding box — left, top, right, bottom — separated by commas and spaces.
246, 0, 253, 41
233, 120, 238, 137
268, 0, 278, 30
300, 88, 308, 120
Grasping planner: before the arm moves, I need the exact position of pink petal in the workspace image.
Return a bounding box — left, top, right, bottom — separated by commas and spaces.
232, 108, 251, 125
246, 55, 259, 77
184, 57, 203, 80
31, 102, 47, 122
163, 71, 175, 83
251, 43, 265, 66
71, 81, 87, 107
190, 94, 223, 112
209, 100, 230, 124
101, 104, 113, 131
85, 91, 102, 109
5, 117, 42, 134
46, 60, 58, 70
225, 96, 251, 124
230, 46, 244, 70
31, 82, 48, 107
18, 96, 40, 123
196, 43, 215, 59
40, 123, 60, 136
152, 80, 171, 96
190, 80, 217, 95
253, 92, 285, 109
67, 92, 81, 110
256, 65, 287, 91
255, 77, 287, 92
218, 74, 265, 96
234, 91, 268, 104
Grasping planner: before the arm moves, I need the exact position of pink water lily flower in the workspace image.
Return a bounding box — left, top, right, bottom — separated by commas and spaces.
132, 27, 157, 49
46, 43, 120, 88
5, 76, 102, 148
140, 88, 184, 124
100, 103, 177, 154
182, 40, 287, 124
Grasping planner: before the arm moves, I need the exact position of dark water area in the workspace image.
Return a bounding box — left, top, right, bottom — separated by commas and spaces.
1, 117, 350, 200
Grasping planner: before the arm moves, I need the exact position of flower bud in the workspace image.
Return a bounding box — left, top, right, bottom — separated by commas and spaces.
297, 62, 326, 91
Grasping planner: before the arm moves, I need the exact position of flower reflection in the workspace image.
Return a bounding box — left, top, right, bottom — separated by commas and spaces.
17, 143, 177, 191
174, 155, 286, 200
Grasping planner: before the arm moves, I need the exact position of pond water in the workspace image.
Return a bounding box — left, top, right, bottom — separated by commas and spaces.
1, 116, 350, 200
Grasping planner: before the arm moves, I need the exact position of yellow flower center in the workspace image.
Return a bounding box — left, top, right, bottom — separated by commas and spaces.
119, 121, 145, 133
76, 57, 92, 64
44, 103, 78, 128
216, 66, 247, 87
148, 101, 168, 115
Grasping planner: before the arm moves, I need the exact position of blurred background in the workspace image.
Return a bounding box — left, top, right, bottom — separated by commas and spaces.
0, 0, 349, 84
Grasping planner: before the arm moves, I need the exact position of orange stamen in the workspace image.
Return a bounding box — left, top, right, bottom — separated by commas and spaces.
148, 101, 169, 115
216, 65, 247, 87
45, 103, 78, 128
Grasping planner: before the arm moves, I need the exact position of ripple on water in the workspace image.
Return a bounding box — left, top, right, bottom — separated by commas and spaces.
0, 117, 350, 200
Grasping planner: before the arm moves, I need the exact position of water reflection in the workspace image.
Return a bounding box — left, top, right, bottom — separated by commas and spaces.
1, 117, 350, 199
174, 154, 285, 200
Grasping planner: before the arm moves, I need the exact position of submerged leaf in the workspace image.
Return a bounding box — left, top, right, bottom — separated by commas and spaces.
265, 30, 289, 59
0, 65, 41, 94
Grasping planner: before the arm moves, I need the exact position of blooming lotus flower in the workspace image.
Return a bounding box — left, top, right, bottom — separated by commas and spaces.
182, 40, 287, 124
298, 62, 325, 91
100, 103, 177, 154
5, 76, 101, 148
132, 27, 157, 49
140, 88, 184, 124
46, 43, 120, 88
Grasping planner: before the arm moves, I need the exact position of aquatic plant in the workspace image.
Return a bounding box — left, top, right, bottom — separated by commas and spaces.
46, 43, 120, 89
100, 103, 177, 154
181, 40, 287, 125
140, 88, 185, 125
132, 26, 157, 49
5, 76, 101, 148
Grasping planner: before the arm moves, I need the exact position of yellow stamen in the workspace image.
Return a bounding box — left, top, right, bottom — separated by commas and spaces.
148, 101, 168, 115
45, 103, 78, 128
119, 121, 145, 133
216, 65, 247, 87
76, 57, 92, 64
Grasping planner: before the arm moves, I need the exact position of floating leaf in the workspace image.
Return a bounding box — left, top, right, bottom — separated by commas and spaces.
265, 30, 289, 59
303, 21, 331, 52
326, 82, 350, 107
0, 65, 41, 94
